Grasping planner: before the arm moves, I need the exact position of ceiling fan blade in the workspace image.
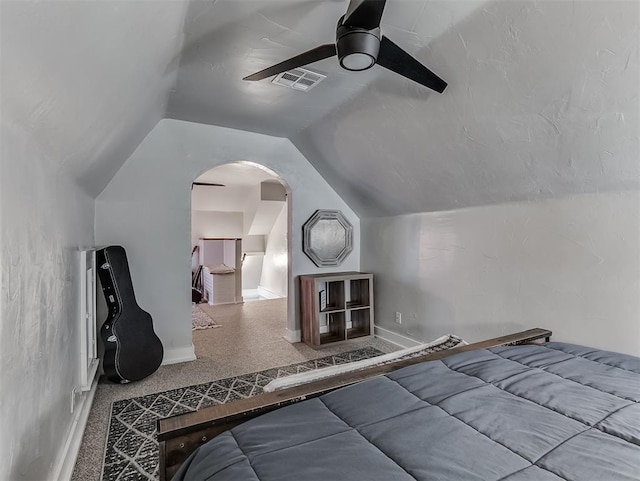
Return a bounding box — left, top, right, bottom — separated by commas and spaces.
192, 182, 225, 188
376, 36, 447, 93
343, 0, 387, 29
243, 44, 336, 81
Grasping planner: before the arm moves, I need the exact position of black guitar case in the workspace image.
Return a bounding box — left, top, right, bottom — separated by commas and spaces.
97, 245, 164, 383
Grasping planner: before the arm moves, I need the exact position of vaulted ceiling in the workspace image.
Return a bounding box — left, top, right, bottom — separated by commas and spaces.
3, 0, 638, 216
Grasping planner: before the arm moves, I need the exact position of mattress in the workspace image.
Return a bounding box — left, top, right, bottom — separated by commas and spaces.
172, 342, 640, 481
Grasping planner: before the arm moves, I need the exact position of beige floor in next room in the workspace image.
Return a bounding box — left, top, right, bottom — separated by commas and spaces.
71, 298, 397, 481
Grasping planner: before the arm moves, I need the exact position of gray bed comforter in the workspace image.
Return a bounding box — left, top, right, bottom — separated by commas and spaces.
173, 342, 640, 480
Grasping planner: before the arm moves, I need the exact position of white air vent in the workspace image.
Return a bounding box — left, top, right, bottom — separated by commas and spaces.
272, 68, 326, 91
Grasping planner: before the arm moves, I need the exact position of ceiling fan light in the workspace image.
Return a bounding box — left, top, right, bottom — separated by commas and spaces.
336, 26, 380, 72
340, 52, 375, 71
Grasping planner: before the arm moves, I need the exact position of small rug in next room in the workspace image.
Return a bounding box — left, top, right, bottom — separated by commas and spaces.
191, 303, 220, 330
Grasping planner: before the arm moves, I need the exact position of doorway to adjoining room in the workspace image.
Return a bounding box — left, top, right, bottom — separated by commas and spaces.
190, 161, 290, 362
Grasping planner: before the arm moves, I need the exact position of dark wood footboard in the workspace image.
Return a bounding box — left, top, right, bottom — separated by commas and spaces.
158, 328, 551, 481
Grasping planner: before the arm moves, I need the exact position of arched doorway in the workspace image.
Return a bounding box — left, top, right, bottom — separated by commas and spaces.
189, 161, 292, 359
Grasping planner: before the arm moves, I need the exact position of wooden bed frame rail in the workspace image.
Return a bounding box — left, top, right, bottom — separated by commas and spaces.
157, 328, 551, 481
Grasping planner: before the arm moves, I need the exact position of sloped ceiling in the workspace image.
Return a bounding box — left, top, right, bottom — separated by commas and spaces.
291, 0, 640, 216
4, 0, 638, 215
165, 0, 640, 217
1, 0, 188, 196
167, 0, 474, 136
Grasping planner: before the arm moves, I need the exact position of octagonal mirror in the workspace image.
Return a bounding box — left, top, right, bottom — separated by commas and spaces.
302, 210, 353, 267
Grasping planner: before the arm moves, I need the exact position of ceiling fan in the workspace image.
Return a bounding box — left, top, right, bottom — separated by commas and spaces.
191, 182, 225, 189
243, 0, 447, 93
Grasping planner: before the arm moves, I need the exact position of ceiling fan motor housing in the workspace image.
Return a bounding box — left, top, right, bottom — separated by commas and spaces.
336, 18, 380, 71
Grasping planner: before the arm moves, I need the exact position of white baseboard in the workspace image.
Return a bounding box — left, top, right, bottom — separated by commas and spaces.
162, 344, 196, 365
53, 377, 99, 481
207, 300, 237, 306
257, 285, 284, 299
53, 342, 195, 481
374, 325, 423, 348
242, 288, 259, 298
284, 328, 301, 343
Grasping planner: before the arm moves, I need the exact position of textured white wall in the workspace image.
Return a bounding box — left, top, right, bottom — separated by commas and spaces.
191, 184, 256, 212
96, 119, 359, 358
362, 191, 640, 356
1, 122, 95, 479
223, 239, 236, 267
1, 0, 187, 197
260, 203, 288, 297
242, 255, 264, 290
198, 239, 225, 267
191, 210, 243, 247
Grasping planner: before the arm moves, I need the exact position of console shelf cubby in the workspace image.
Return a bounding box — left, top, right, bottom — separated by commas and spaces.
300, 272, 374, 347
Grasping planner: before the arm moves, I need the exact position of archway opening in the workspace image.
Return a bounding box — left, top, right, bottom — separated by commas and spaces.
189, 161, 292, 360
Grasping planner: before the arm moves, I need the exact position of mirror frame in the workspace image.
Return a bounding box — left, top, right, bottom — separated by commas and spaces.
302, 209, 353, 267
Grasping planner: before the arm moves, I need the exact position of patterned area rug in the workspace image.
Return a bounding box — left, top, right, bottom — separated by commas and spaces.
101, 347, 384, 481
191, 304, 220, 330
101, 335, 464, 481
